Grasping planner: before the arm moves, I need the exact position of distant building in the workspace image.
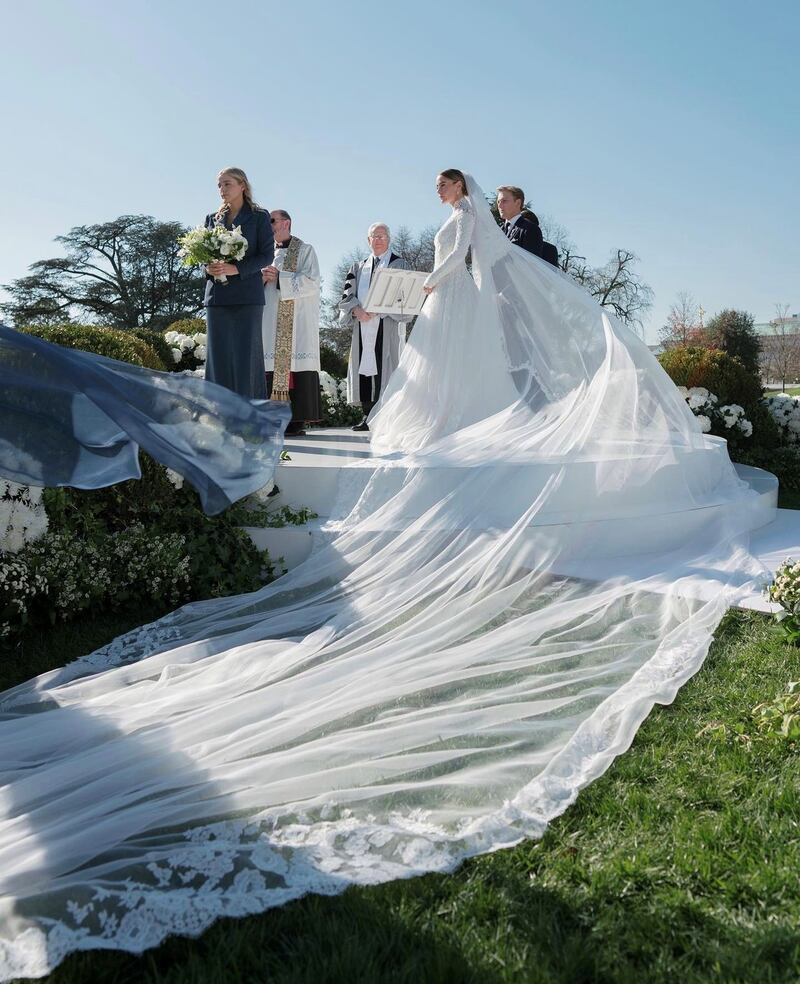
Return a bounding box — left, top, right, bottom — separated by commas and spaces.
755, 313, 800, 336
758, 312, 800, 385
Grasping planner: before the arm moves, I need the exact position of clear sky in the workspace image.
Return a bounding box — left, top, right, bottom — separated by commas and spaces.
1, 0, 797, 340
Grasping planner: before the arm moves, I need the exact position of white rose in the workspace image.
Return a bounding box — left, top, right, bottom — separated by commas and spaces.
171, 348, 183, 364
220, 244, 232, 256
195, 345, 206, 361
738, 419, 753, 437
192, 332, 207, 345
164, 331, 179, 344
695, 414, 712, 433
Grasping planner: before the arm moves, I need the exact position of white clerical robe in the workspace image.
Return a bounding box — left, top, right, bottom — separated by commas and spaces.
355, 253, 387, 377
262, 239, 321, 371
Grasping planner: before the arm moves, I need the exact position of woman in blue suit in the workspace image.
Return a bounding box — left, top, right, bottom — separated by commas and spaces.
204, 167, 274, 399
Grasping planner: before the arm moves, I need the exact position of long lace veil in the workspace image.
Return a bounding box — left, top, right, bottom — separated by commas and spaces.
0, 180, 765, 979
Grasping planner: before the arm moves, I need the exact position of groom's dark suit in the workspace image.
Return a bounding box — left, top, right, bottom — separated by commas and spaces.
503, 210, 544, 258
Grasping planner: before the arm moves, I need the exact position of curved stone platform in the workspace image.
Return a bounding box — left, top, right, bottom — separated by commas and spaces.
244, 429, 779, 578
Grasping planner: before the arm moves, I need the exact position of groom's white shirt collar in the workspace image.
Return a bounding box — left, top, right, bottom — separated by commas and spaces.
506, 213, 523, 229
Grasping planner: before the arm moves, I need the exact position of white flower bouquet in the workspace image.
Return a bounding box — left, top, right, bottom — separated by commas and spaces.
177, 224, 248, 284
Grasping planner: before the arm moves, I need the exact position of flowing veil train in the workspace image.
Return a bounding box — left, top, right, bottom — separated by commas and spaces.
0, 178, 767, 979
0, 325, 290, 515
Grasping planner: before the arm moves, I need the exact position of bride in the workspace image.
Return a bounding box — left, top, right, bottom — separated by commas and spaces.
0, 173, 764, 980
368, 169, 519, 452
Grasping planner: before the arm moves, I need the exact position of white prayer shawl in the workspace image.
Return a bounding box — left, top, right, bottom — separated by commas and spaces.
262, 239, 321, 371
356, 252, 389, 377
340, 252, 410, 405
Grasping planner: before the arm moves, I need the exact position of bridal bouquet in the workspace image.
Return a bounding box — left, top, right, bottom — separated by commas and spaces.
177, 224, 248, 283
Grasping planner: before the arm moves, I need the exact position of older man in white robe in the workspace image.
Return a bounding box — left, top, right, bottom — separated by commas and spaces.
338, 223, 409, 431
262, 210, 321, 435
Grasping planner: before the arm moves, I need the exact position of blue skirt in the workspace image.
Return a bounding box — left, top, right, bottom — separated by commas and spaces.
206, 305, 267, 399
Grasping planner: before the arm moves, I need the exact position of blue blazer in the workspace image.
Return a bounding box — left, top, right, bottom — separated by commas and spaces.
203, 203, 274, 306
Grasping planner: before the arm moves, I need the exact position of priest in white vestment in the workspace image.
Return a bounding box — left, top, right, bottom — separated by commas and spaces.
338, 223, 409, 431
262, 210, 322, 435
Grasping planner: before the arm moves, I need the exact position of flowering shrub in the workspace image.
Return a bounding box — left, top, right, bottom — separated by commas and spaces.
164, 328, 207, 373
317, 370, 361, 428
0, 524, 191, 639
769, 558, 800, 644
763, 393, 800, 445
676, 386, 753, 446
1, 480, 48, 555
0, 558, 46, 639
659, 345, 778, 449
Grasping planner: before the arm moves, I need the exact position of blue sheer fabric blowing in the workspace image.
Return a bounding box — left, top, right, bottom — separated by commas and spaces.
0, 325, 290, 514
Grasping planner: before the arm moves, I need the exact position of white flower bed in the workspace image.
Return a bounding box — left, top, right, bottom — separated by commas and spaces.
676, 386, 753, 439
318, 370, 348, 404
764, 393, 800, 444
164, 329, 207, 371
0, 480, 48, 555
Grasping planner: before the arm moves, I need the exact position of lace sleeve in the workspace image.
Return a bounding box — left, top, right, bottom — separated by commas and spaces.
424, 200, 476, 289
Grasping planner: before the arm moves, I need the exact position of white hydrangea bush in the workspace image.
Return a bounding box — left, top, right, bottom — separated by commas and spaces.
764, 393, 800, 444
164, 329, 207, 375
0, 480, 48, 555
676, 386, 753, 440
1, 479, 50, 635
317, 370, 359, 427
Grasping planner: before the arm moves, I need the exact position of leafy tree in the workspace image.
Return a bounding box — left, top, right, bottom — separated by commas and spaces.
2, 215, 205, 331
705, 309, 761, 376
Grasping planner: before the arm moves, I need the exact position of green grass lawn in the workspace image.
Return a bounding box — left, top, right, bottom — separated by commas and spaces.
3, 606, 799, 984
768, 386, 800, 397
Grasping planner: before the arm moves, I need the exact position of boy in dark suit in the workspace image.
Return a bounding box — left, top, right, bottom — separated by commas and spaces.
496, 185, 544, 258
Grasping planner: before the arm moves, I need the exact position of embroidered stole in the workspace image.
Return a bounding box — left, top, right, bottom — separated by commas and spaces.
272, 237, 302, 402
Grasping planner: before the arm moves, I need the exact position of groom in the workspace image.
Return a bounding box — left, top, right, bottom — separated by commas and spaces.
496, 186, 560, 268
496, 186, 544, 258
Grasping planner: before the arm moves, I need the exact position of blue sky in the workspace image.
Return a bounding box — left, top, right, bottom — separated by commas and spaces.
1, 0, 797, 340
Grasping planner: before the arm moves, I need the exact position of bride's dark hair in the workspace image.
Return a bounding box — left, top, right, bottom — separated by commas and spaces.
438, 169, 468, 199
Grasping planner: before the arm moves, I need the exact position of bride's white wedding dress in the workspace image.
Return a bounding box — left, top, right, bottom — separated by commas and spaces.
369, 196, 517, 452
0, 177, 766, 980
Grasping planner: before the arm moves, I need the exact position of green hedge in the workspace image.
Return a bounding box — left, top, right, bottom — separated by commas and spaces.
321, 344, 348, 379
129, 328, 173, 370
734, 446, 800, 492
20, 323, 164, 371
